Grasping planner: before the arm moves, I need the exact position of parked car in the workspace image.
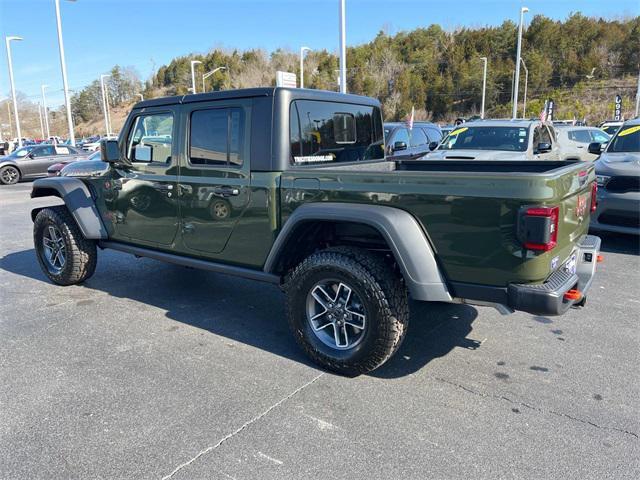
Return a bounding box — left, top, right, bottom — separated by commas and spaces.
47, 150, 101, 176
588, 118, 640, 235
423, 119, 573, 160
384, 122, 442, 160
30, 87, 600, 375
0, 144, 88, 185
599, 120, 623, 136
83, 135, 117, 152
554, 126, 611, 161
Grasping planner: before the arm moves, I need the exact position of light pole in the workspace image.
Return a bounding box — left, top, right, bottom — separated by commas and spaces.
5, 36, 23, 147
100, 74, 111, 136
41, 84, 51, 138
635, 69, 639, 117
190, 60, 202, 94
54, 0, 76, 145
37, 103, 45, 139
6, 101, 13, 139
512, 6, 528, 119
136, 93, 144, 102
300, 46, 311, 88
202, 66, 227, 92
480, 56, 487, 119
520, 58, 528, 118
338, 0, 347, 94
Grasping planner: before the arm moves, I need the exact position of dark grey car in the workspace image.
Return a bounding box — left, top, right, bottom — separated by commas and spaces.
384, 122, 442, 161
589, 118, 640, 235
0, 144, 88, 185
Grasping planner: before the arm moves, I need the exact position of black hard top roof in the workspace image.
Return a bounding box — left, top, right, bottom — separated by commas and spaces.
134, 87, 381, 109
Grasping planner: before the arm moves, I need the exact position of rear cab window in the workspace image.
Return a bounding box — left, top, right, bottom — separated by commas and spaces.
290, 100, 384, 165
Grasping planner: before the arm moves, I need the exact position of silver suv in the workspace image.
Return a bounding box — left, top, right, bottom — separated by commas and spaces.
424, 119, 565, 160
589, 118, 640, 235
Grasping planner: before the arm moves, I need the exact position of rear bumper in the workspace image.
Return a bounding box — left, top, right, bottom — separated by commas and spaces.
508, 235, 601, 316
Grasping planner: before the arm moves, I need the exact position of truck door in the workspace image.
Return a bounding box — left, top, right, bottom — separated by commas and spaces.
178, 101, 251, 256
106, 108, 180, 246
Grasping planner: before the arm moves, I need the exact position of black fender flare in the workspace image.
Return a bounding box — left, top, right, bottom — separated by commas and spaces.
30, 177, 108, 240
264, 202, 452, 302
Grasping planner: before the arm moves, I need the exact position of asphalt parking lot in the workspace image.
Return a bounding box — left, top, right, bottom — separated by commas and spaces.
0, 182, 638, 480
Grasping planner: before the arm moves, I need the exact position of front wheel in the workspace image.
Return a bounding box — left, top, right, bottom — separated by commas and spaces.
285, 247, 409, 376
0, 165, 20, 185
34, 206, 97, 285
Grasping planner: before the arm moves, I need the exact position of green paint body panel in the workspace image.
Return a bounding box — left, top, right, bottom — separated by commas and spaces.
69, 88, 595, 295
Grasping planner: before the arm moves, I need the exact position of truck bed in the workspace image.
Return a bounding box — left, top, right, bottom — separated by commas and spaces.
281, 159, 595, 288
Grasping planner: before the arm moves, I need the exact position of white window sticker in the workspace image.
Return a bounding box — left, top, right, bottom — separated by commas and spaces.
294, 155, 334, 164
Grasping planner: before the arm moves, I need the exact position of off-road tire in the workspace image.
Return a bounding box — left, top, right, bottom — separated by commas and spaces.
0, 165, 20, 185
34, 206, 97, 285
284, 247, 409, 376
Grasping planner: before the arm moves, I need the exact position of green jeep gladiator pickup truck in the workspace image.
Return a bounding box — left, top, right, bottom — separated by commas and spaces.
30, 87, 601, 375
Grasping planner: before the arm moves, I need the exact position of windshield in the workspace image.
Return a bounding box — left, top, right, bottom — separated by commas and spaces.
439, 126, 529, 152
601, 125, 621, 135
608, 125, 640, 153
88, 151, 101, 161
11, 146, 33, 157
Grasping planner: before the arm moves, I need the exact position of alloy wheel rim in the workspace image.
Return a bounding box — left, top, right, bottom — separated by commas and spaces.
306, 280, 367, 350
42, 225, 66, 273
2, 167, 17, 183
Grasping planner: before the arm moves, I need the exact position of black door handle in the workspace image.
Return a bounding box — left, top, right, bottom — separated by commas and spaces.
213, 186, 240, 197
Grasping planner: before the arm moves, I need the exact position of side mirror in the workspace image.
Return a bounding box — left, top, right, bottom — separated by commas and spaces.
537, 142, 552, 153
588, 142, 603, 155
100, 139, 120, 163
27, 153, 35, 159
393, 141, 407, 152
428, 141, 439, 151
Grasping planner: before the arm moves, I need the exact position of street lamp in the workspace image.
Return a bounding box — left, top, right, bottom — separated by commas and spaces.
100, 74, 111, 136
38, 103, 45, 139
54, 0, 76, 145
41, 84, 51, 139
480, 57, 488, 119
338, 0, 347, 94
190, 60, 202, 94
202, 66, 227, 92
5, 35, 23, 147
136, 93, 144, 102
512, 6, 529, 119
300, 46, 311, 88
635, 69, 640, 117
520, 58, 529, 118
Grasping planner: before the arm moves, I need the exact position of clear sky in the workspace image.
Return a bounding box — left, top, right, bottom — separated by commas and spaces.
1, 0, 638, 107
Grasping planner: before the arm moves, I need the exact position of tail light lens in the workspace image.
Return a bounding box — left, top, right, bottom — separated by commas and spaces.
590, 181, 597, 212
518, 206, 559, 252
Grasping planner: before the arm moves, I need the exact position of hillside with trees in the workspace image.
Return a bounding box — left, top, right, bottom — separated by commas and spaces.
1, 13, 638, 139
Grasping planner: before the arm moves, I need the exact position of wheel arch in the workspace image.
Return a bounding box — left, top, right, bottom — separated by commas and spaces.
264, 202, 452, 302
0, 161, 22, 178
30, 177, 108, 240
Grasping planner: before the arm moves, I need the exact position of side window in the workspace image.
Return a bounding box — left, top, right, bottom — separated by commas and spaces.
289, 100, 384, 165
532, 127, 541, 146
33, 146, 55, 157
569, 130, 591, 143
409, 128, 428, 147
591, 130, 610, 143
189, 107, 244, 167
127, 112, 173, 163
393, 128, 410, 146
425, 128, 442, 143
541, 126, 553, 145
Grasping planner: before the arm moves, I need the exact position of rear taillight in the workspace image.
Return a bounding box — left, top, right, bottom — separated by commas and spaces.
518, 206, 559, 252
590, 181, 597, 212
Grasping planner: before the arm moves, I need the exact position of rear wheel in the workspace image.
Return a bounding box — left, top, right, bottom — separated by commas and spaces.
33, 206, 97, 285
285, 247, 409, 375
0, 165, 20, 185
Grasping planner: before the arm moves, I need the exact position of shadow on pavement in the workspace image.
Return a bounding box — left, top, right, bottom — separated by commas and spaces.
1, 248, 479, 378
596, 231, 639, 255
